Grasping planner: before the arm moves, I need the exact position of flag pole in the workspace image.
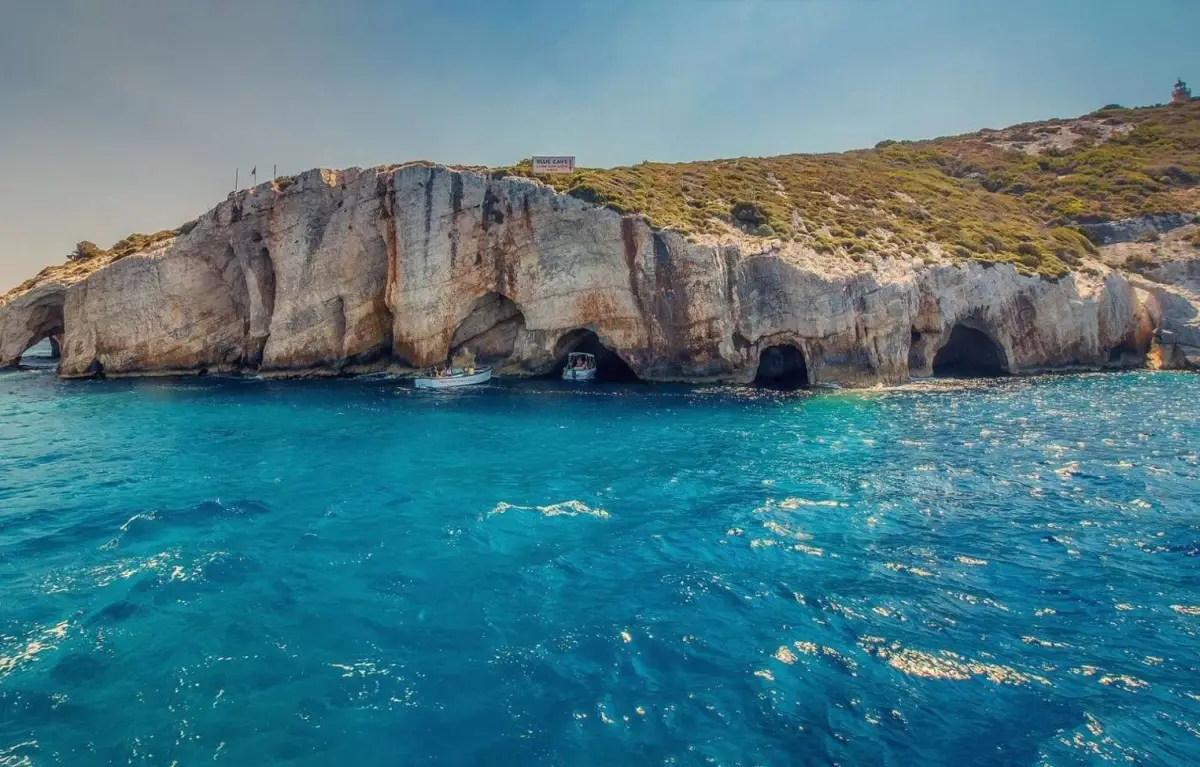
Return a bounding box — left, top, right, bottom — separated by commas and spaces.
234, 168, 239, 192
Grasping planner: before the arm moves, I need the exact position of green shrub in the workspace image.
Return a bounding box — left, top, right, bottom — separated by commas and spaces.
68, 241, 102, 261
730, 201, 765, 226
1125, 254, 1155, 271
1138, 230, 1161, 243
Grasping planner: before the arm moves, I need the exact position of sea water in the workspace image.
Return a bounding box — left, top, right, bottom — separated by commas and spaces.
1, 346, 1198, 765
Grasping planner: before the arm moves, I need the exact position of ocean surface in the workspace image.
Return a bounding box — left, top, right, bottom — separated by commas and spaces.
2, 341, 1199, 766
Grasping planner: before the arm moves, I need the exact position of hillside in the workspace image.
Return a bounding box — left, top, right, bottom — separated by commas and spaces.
498, 100, 1200, 278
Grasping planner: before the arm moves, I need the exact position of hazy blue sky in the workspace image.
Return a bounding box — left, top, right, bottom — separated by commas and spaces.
1, 0, 1196, 289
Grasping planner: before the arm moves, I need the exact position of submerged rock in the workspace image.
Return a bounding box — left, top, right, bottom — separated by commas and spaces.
1, 164, 1197, 385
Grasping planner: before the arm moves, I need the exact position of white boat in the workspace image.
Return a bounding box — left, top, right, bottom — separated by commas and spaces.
413, 366, 493, 389
562, 352, 596, 381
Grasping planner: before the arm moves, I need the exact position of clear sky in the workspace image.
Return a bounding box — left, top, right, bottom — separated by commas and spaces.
1, 0, 1196, 290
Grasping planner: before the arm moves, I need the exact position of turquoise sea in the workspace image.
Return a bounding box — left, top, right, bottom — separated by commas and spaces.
2, 341, 1199, 765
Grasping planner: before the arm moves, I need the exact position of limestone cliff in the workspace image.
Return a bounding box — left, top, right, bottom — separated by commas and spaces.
2, 163, 1196, 385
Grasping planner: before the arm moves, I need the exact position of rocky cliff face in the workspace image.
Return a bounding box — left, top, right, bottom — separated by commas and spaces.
2, 164, 1197, 385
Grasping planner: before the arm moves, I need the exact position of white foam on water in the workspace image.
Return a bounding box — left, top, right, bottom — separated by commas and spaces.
489, 500, 609, 519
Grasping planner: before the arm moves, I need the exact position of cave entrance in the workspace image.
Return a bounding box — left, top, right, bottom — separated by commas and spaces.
1107, 341, 1143, 366
449, 293, 526, 366
551, 329, 640, 382
754, 344, 809, 389
931, 324, 1008, 377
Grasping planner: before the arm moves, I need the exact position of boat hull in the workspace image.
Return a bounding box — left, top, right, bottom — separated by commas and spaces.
414, 367, 493, 389
562, 367, 596, 381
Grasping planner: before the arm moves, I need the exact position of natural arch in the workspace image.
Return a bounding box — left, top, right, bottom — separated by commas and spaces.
932, 324, 1008, 377
551, 328, 640, 382
754, 343, 809, 389
8, 295, 66, 369
450, 293, 526, 365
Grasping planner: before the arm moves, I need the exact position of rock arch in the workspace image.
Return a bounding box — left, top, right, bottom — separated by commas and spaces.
753, 343, 810, 389
931, 322, 1009, 377
551, 328, 640, 381
1, 286, 67, 369
450, 292, 526, 366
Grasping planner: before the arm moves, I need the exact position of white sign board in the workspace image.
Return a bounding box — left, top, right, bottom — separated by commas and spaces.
532, 156, 576, 174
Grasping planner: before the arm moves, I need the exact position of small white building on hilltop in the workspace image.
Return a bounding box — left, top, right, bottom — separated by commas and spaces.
1172, 78, 1192, 105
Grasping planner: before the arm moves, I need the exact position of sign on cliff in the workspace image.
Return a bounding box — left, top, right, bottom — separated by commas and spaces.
531, 156, 575, 174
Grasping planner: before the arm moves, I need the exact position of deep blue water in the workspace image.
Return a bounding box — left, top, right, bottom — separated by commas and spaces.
2, 344, 1199, 765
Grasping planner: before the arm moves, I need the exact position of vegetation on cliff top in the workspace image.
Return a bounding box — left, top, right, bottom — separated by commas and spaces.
3, 223, 198, 301
10, 101, 1197, 301
501, 100, 1200, 278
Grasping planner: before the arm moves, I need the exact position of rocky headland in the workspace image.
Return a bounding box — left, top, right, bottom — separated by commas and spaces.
3, 102, 1199, 386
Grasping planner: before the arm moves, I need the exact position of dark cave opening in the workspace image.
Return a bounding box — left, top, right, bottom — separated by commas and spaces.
1107, 340, 1143, 365
753, 344, 810, 390
931, 324, 1008, 377
550, 329, 641, 382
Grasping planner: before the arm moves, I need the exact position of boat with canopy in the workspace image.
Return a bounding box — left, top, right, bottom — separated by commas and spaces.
562, 352, 596, 381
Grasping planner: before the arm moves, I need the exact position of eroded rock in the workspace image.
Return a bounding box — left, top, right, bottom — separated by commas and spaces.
2, 164, 1198, 383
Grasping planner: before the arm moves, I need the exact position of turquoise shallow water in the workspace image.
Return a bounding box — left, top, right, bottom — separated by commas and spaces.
2, 346, 1199, 765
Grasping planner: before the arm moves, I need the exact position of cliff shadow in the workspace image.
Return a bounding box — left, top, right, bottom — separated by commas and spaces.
931, 323, 1009, 377
550, 328, 641, 382
754, 343, 810, 390
450, 293, 526, 367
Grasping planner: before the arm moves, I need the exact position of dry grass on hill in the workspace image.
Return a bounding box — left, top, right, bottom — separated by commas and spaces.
501, 101, 1200, 278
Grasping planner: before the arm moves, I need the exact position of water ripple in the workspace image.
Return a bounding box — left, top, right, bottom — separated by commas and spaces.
0, 371, 1198, 763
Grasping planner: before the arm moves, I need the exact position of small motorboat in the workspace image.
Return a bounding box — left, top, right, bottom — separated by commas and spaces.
562, 352, 596, 381
413, 365, 493, 389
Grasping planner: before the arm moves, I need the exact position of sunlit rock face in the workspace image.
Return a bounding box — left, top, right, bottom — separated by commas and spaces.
1, 164, 1196, 383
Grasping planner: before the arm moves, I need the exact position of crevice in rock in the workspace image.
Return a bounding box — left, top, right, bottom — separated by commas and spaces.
256, 247, 277, 321
908, 329, 925, 371
550, 328, 641, 382
932, 323, 1008, 377
243, 245, 276, 370
450, 293, 525, 366
331, 296, 347, 369
754, 343, 809, 390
